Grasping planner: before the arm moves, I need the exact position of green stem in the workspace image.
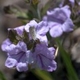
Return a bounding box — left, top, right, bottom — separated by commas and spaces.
32, 69, 53, 80
37, 6, 41, 20
55, 38, 79, 80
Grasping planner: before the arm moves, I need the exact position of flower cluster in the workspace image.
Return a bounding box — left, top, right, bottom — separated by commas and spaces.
1, 5, 74, 72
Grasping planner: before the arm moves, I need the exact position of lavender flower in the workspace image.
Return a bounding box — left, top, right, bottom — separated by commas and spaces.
14, 25, 25, 36
2, 40, 28, 72
32, 43, 57, 72
1, 39, 21, 54
1, 25, 25, 54
37, 17, 49, 36
1, 25, 32, 72
43, 5, 74, 37
1, 20, 57, 72
25, 20, 48, 44
24, 20, 57, 71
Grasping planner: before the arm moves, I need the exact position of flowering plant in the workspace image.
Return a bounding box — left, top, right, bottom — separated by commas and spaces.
1, 0, 80, 80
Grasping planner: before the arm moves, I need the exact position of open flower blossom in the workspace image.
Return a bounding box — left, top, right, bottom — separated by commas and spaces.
46, 5, 74, 37
38, 5, 74, 37
2, 40, 28, 72
32, 43, 57, 71
25, 20, 48, 45
1, 20, 57, 72
24, 20, 57, 71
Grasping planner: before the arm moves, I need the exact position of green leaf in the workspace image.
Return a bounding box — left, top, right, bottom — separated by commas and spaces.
27, 10, 34, 20
22, 29, 29, 44
41, 1, 50, 17
55, 38, 79, 80
8, 29, 19, 44
27, 39, 40, 51
22, 30, 34, 50
27, 39, 34, 50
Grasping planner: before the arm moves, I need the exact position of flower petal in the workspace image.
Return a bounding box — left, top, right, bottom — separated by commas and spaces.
5, 57, 17, 68
14, 25, 24, 36
1, 39, 11, 52
37, 21, 49, 35
36, 35, 48, 45
49, 25, 63, 37
25, 20, 38, 32
61, 18, 74, 32
18, 41, 27, 52
16, 62, 28, 72
32, 43, 57, 71
47, 5, 71, 22
46, 60, 57, 72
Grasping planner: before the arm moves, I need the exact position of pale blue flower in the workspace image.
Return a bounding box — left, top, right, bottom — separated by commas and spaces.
32, 43, 57, 72
1, 20, 57, 72
25, 20, 48, 45
43, 6, 74, 37
4, 41, 28, 72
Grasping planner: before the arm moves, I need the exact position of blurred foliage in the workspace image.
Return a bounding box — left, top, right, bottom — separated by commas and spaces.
0, 71, 6, 80
55, 38, 79, 80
